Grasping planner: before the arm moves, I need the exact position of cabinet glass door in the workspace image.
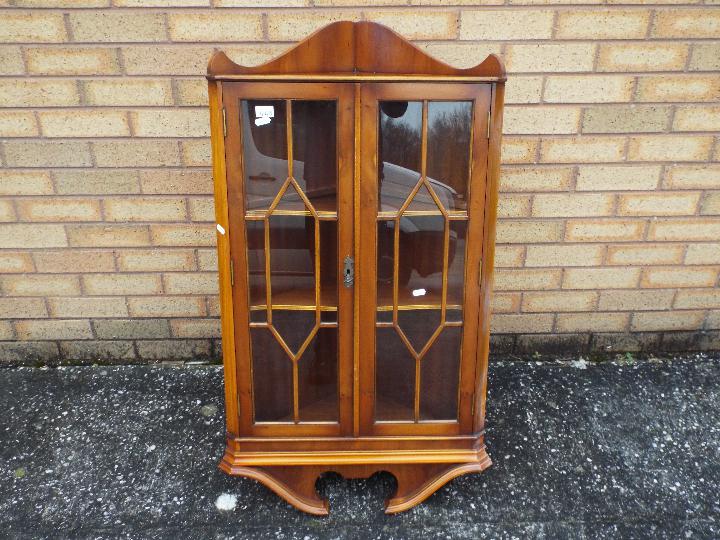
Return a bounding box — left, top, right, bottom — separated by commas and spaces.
223, 83, 354, 436
359, 83, 492, 435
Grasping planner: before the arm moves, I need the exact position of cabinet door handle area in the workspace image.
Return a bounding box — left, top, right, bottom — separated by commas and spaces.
343, 255, 354, 288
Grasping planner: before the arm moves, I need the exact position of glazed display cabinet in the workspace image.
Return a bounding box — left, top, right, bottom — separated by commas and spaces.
207, 21, 505, 515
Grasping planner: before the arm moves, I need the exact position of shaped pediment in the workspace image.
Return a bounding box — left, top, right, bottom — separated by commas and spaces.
207, 21, 504, 80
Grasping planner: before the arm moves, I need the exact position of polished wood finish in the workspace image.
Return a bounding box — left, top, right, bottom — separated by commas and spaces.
208, 21, 504, 514
220, 458, 491, 516
207, 20, 505, 80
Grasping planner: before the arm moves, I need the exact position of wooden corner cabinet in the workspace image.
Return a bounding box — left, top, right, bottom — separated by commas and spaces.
207, 21, 505, 515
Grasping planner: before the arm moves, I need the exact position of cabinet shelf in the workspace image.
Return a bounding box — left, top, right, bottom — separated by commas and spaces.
376, 286, 462, 311
249, 287, 338, 311
377, 210, 467, 220
246, 193, 338, 220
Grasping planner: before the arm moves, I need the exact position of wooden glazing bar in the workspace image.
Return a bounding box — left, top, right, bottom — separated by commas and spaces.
396, 326, 419, 360
440, 218, 450, 324
293, 322, 319, 360
417, 324, 444, 360
292, 361, 299, 423
413, 100, 429, 423
392, 213, 399, 326
286, 99, 293, 178
391, 175, 424, 328
263, 217, 272, 325
268, 324, 295, 362
421, 100, 428, 178
414, 358, 421, 423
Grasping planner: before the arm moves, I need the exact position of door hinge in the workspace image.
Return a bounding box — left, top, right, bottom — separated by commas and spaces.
343, 255, 354, 288
487, 110, 491, 139
222, 107, 227, 137
229, 259, 234, 287
471, 397, 476, 417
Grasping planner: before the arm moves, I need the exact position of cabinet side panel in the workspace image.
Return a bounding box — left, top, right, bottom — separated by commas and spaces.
222, 84, 255, 434
474, 82, 505, 433
209, 80, 240, 436
458, 85, 491, 434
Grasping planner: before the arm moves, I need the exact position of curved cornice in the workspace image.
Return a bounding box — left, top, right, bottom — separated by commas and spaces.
207, 21, 505, 81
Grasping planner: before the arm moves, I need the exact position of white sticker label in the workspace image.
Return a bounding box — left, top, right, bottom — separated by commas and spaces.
254, 117, 271, 127
216, 224, 226, 235
412, 288, 427, 297
255, 105, 274, 118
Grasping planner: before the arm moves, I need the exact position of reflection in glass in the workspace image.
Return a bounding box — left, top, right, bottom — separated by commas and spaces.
398, 214, 444, 306
378, 101, 422, 212
374, 99, 473, 425
399, 217, 466, 309
420, 326, 461, 421
377, 220, 466, 309
252, 327, 292, 422
426, 101, 473, 211
242, 99, 338, 214
298, 328, 338, 422
375, 328, 415, 421
406, 183, 440, 213
242, 100, 288, 211
292, 100, 338, 214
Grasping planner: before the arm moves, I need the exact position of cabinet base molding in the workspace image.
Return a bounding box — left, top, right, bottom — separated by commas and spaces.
220, 448, 491, 515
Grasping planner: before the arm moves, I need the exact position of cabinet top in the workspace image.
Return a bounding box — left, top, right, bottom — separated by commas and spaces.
207, 21, 506, 83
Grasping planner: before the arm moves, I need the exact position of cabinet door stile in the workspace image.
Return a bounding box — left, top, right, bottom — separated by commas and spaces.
358, 83, 380, 435
337, 83, 355, 436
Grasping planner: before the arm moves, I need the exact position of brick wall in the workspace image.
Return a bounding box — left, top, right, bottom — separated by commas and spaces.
0, 1, 718, 364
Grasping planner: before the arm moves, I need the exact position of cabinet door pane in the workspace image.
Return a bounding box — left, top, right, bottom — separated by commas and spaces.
378, 101, 422, 214
374, 100, 472, 424
242, 99, 340, 425
426, 101, 472, 212
242, 100, 288, 211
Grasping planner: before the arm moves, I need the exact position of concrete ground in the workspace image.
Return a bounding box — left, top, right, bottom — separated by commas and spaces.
1, 356, 719, 539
